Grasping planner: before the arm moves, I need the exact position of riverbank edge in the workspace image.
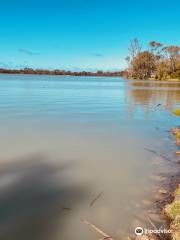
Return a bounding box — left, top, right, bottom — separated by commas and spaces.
132, 127, 180, 240
1, 72, 180, 82
133, 180, 180, 240
148, 78, 180, 82
127, 77, 180, 82
0, 70, 124, 77
164, 185, 180, 240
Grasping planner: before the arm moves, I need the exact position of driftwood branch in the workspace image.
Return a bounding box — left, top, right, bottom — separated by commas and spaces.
147, 216, 163, 240
144, 148, 171, 162
89, 192, 103, 207
81, 219, 115, 240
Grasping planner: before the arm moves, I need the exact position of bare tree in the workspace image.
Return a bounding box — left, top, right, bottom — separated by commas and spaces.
128, 38, 141, 60
126, 38, 141, 78
162, 45, 180, 72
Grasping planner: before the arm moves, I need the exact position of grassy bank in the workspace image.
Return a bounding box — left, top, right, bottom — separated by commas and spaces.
148, 77, 180, 82
165, 185, 180, 240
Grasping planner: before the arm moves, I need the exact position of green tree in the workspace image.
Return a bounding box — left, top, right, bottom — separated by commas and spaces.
126, 40, 180, 81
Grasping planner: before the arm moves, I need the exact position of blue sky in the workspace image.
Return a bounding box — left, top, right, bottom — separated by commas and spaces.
0, 0, 180, 71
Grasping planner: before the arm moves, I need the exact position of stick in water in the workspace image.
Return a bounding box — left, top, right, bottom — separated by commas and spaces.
144, 148, 171, 162
81, 219, 115, 240
89, 191, 103, 207
147, 215, 163, 240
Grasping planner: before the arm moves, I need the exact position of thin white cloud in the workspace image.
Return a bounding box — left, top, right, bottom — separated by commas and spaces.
18, 48, 39, 56
91, 53, 104, 57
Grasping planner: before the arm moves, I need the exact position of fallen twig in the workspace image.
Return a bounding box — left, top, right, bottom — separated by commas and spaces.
81, 219, 115, 240
89, 191, 103, 207
147, 215, 163, 240
144, 148, 171, 162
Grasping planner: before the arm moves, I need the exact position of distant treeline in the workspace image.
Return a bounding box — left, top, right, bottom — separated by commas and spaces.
0, 68, 125, 77
125, 39, 180, 80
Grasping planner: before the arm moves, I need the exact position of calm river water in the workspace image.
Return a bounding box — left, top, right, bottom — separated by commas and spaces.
0, 74, 180, 240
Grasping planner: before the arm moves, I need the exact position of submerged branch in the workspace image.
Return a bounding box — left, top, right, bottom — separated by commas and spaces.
144, 148, 171, 162
89, 191, 103, 207
81, 219, 115, 240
